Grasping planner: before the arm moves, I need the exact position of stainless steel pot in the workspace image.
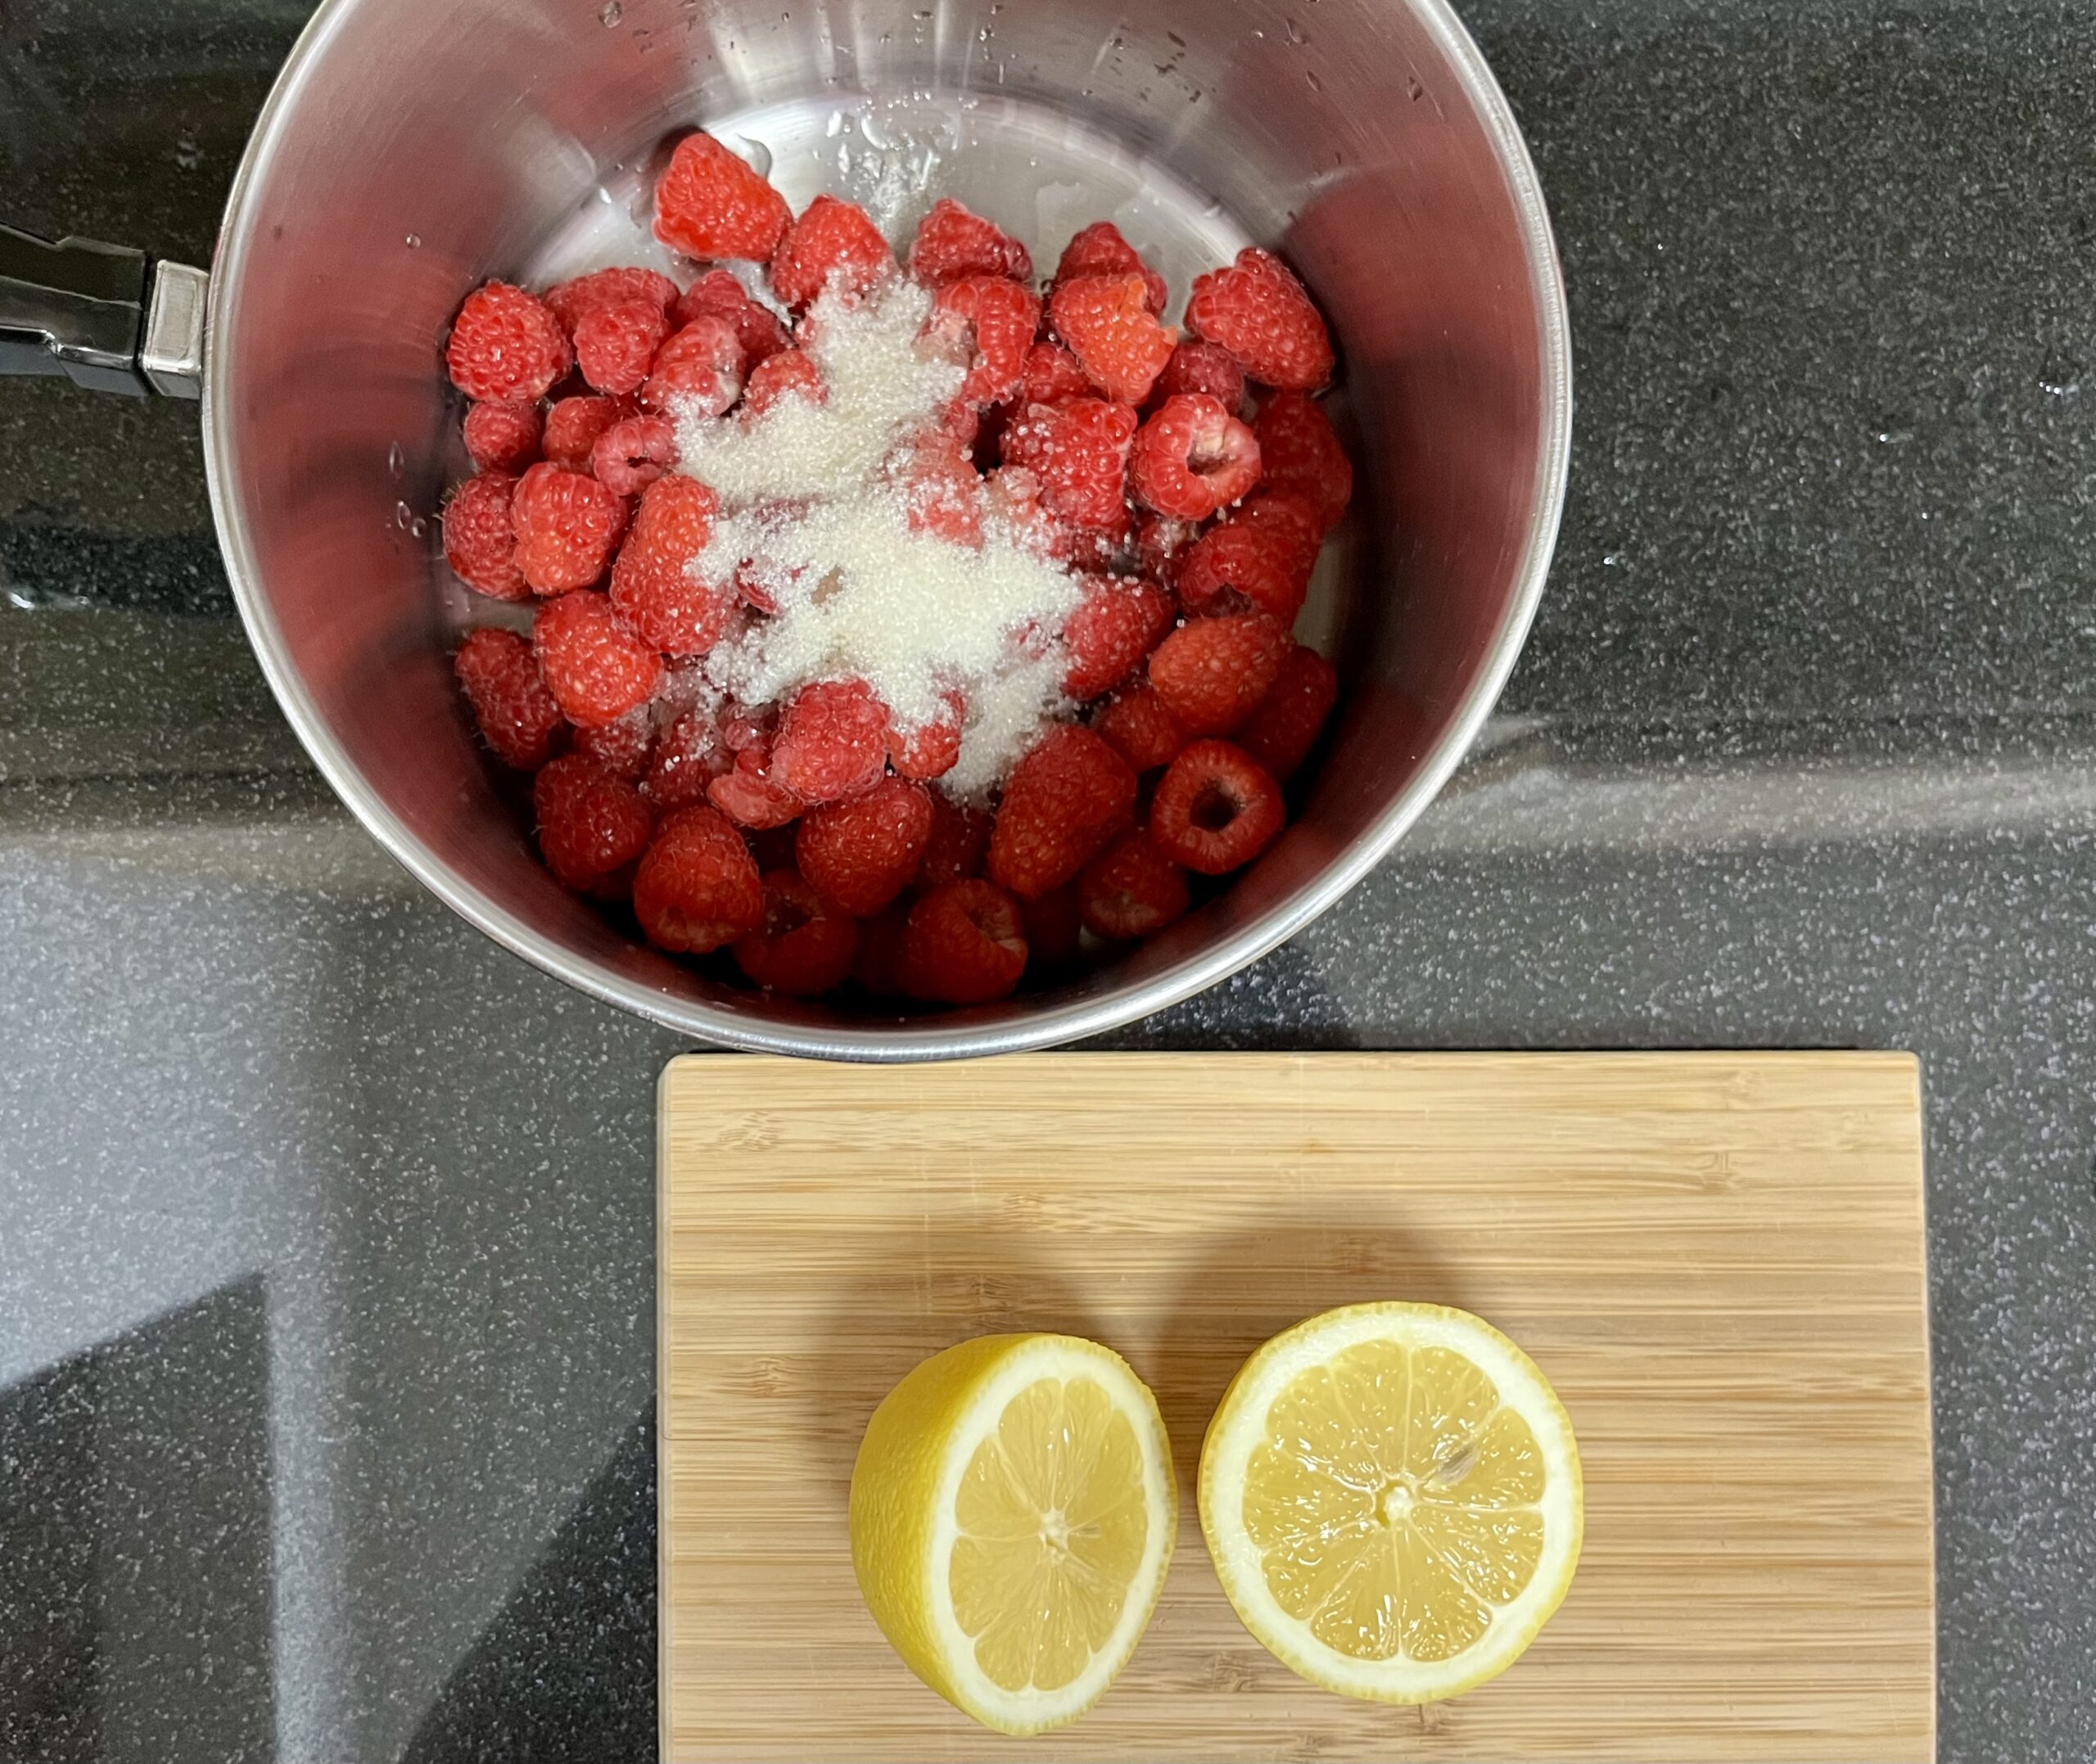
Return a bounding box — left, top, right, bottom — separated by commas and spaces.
2, 0, 1568, 1060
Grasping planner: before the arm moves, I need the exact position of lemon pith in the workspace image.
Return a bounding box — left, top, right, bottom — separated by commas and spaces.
850, 1333, 1175, 1735
1199, 1302, 1581, 1703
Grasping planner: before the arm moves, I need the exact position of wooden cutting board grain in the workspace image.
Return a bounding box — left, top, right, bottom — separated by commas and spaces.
658, 1051, 1934, 1763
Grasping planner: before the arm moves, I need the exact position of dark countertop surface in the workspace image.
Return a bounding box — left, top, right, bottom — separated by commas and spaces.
3, 2, 2094, 1760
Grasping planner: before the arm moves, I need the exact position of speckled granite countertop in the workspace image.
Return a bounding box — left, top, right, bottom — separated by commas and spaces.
2, 2, 2093, 1760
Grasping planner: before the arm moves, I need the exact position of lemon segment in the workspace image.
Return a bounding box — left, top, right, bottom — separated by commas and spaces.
1200, 1302, 1581, 1703
850, 1333, 1175, 1735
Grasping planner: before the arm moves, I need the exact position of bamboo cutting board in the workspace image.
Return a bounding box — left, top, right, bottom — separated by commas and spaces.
659, 1052, 1934, 1763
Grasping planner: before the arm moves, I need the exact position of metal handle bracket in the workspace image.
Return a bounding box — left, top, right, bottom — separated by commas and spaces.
0, 223, 206, 399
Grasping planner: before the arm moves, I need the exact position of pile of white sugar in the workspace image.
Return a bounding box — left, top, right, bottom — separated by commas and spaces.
671, 277, 1085, 800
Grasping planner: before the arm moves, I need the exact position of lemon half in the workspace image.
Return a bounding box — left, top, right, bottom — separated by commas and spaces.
1199, 1302, 1582, 1703
849, 1333, 1176, 1735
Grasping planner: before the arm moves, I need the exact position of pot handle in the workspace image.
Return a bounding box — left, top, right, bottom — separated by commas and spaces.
0, 223, 206, 399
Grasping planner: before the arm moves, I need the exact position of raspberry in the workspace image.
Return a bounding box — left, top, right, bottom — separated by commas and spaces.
852, 901, 913, 995
533, 752, 656, 891
707, 746, 804, 829
511, 462, 630, 593
887, 426, 984, 548
640, 315, 744, 416
610, 476, 734, 656
926, 276, 1040, 410
590, 414, 679, 496
1134, 512, 1199, 589
797, 776, 934, 916
987, 724, 1137, 900
1128, 393, 1262, 520
442, 471, 527, 599
1254, 390, 1353, 530
445, 281, 571, 403
888, 688, 964, 781
633, 804, 765, 954
1000, 397, 1137, 533
463, 400, 543, 473
908, 196, 1033, 285
674, 269, 793, 365
1177, 500, 1317, 621
770, 195, 895, 311
653, 131, 793, 263
902, 880, 1028, 1004
771, 677, 891, 803
732, 869, 860, 995
918, 789, 991, 887
981, 467, 1077, 564
1186, 247, 1335, 391
572, 701, 656, 778
1093, 682, 1186, 773
1019, 883, 1084, 974
1153, 340, 1246, 412
1235, 643, 1338, 782
454, 627, 565, 769
644, 709, 732, 809
1053, 222, 1168, 316
532, 589, 662, 727
543, 266, 678, 336
1078, 828, 1190, 940
1019, 341, 1094, 407
1150, 738, 1285, 873
542, 395, 631, 469
740, 347, 824, 418
1049, 273, 1176, 406
573, 296, 672, 396
1062, 575, 1172, 701
1148, 611, 1290, 734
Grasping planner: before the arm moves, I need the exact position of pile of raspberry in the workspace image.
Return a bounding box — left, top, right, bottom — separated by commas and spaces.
440, 129, 1352, 1008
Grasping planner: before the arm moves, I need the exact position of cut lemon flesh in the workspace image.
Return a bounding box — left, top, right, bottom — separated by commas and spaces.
850, 1334, 1175, 1734
1199, 1302, 1581, 1703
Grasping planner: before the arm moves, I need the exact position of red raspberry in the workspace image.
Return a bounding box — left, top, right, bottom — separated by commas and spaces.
610, 476, 734, 656
1053, 222, 1167, 316
1019, 883, 1083, 974
1177, 500, 1317, 621
1062, 575, 1172, 701
903, 879, 1028, 1004
1235, 643, 1338, 782
908, 196, 1033, 285
740, 347, 824, 418
888, 426, 984, 548
1148, 611, 1290, 734
1078, 828, 1190, 939
707, 746, 804, 829
532, 589, 662, 727
770, 195, 895, 311
653, 132, 793, 264
573, 297, 672, 396
1019, 341, 1094, 407
544, 266, 679, 336
542, 395, 631, 469
590, 414, 679, 496
674, 268, 793, 364
640, 315, 744, 416
732, 869, 860, 996
1253, 390, 1353, 530
445, 281, 571, 404
797, 776, 934, 916
1000, 397, 1137, 533
1153, 340, 1246, 412
1134, 512, 1198, 590
572, 701, 655, 778
1049, 273, 1176, 406
454, 627, 566, 769
1093, 682, 1186, 773
888, 688, 964, 781
852, 901, 912, 995
918, 790, 991, 887
1186, 247, 1335, 391
644, 709, 732, 809
987, 724, 1137, 900
771, 678, 892, 803
511, 462, 630, 593
1128, 393, 1262, 520
633, 804, 765, 954
442, 471, 527, 600
533, 752, 656, 891
463, 400, 543, 473
926, 276, 1041, 410
1150, 738, 1285, 873
981, 467, 1077, 563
